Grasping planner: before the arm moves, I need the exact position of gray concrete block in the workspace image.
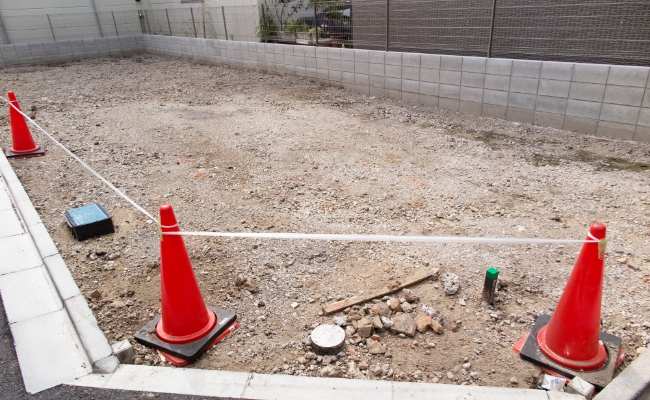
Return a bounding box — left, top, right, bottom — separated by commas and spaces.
564, 115, 598, 135
535, 96, 568, 115
402, 91, 419, 104
597, 120, 636, 140
384, 77, 401, 91
508, 92, 536, 110
385, 64, 401, 78
483, 89, 509, 106
460, 86, 483, 102
341, 60, 355, 73
0, 234, 42, 276
540, 61, 573, 81
328, 59, 341, 71
265, 52, 274, 63
484, 74, 510, 91
440, 70, 461, 85
636, 125, 650, 142
342, 71, 355, 83
572, 63, 609, 84
439, 84, 460, 99
368, 50, 384, 64
355, 61, 369, 75
305, 56, 317, 68
329, 70, 341, 82
402, 53, 420, 67
0, 266, 63, 324
369, 86, 384, 97
354, 49, 369, 62
295, 66, 306, 77
401, 66, 419, 80
93, 355, 119, 374
354, 73, 369, 86
317, 69, 329, 81
439, 97, 460, 111
343, 81, 356, 92
305, 67, 317, 78
507, 107, 534, 124
603, 85, 645, 106
638, 108, 650, 127
482, 104, 507, 119
369, 74, 384, 88
421, 54, 440, 69
512, 60, 541, 78
420, 68, 439, 83
402, 79, 419, 94
607, 65, 649, 87
293, 45, 304, 57
459, 100, 482, 116
420, 82, 439, 96
460, 72, 484, 88
340, 48, 354, 61
419, 94, 438, 106
440, 55, 462, 71
327, 47, 340, 60
510, 76, 539, 94
111, 340, 134, 364
566, 99, 602, 119
569, 82, 606, 102
385, 52, 401, 66
369, 62, 384, 76
304, 46, 316, 58
599, 103, 640, 124
461, 56, 486, 73
284, 55, 295, 66
534, 111, 564, 129
384, 88, 400, 99
538, 79, 570, 98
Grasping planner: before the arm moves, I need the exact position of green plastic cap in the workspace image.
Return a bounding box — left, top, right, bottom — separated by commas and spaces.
486, 267, 499, 280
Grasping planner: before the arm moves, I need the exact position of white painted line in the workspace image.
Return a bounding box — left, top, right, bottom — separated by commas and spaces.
0, 233, 43, 275
11, 308, 92, 393
0, 208, 24, 238
0, 265, 63, 324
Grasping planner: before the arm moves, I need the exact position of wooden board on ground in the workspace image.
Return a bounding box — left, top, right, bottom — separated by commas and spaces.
321, 268, 439, 315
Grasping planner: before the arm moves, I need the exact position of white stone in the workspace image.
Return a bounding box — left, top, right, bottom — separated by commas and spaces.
0, 266, 62, 323
11, 309, 91, 393
111, 340, 134, 364
0, 233, 42, 275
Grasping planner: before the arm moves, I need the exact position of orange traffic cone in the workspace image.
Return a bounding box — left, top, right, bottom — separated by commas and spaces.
5, 92, 44, 158
514, 223, 622, 389
134, 205, 238, 366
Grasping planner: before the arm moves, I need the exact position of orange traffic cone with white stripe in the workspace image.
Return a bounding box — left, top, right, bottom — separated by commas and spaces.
5, 92, 44, 158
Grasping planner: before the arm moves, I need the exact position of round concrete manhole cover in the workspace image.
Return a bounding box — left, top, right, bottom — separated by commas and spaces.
311, 324, 346, 354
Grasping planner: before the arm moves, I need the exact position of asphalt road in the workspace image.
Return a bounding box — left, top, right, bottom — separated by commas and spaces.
0, 294, 233, 400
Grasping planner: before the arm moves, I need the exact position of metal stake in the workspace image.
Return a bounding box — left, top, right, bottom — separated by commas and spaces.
0, 11, 10, 44
221, 6, 228, 40
385, 0, 389, 52
314, 3, 318, 47
47, 14, 56, 41
90, 0, 103, 37
144, 10, 152, 35
202, 8, 206, 38
190, 8, 197, 38
487, 0, 497, 58
166, 9, 172, 36
112, 11, 118, 36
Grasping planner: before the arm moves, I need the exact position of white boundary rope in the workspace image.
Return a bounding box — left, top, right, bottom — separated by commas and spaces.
3, 95, 603, 246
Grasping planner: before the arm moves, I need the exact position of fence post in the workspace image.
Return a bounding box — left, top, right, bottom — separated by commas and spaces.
385, 0, 389, 52
0, 11, 10, 44
190, 8, 197, 38
47, 14, 57, 41
487, 0, 497, 58
138, 10, 145, 34
166, 9, 172, 36
90, 0, 103, 37
221, 6, 228, 40
202, 8, 206, 38
314, 3, 318, 47
112, 11, 119, 36
144, 10, 152, 35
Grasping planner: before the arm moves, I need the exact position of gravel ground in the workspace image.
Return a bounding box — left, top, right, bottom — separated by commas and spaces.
2, 54, 650, 389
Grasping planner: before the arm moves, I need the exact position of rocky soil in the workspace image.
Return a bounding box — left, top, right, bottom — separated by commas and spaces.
2, 54, 650, 389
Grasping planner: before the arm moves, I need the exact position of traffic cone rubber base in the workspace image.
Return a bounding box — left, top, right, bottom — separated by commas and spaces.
514, 314, 622, 389
134, 305, 237, 364
5, 145, 45, 159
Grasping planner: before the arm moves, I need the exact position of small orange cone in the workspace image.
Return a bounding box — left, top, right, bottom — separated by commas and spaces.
5, 92, 44, 158
514, 223, 622, 389
134, 205, 237, 366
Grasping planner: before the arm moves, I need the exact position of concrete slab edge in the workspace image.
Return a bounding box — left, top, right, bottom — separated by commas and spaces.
595, 349, 650, 399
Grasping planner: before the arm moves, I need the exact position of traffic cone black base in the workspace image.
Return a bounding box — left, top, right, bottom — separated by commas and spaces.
515, 314, 622, 389
5, 145, 45, 158
134, 305, 238, 365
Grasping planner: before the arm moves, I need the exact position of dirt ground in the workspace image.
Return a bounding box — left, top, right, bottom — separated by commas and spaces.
2, 54, 650, 389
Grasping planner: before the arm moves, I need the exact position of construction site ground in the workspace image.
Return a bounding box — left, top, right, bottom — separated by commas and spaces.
2, 54, 650, 389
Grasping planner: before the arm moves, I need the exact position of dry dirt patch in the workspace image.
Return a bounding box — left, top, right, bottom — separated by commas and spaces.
2, 55, 650, 388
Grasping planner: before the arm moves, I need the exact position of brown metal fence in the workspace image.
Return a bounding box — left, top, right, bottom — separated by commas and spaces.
0, 1, 649, 66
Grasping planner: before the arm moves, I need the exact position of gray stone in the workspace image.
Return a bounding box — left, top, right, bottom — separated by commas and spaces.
372, 315, 383, 331
402, 289, 419, 303
320, 365, 343, 377
442, 273, 460, 295
421, 305, 437, 317
390, 313, 416, 337
357, 316, 374, 338
110, 339, 133, 364
345, 325, 356, 337
380, 316, 393, 328
368, 340, 386, 354
333, 316, 347, 326
401, 302, 413, 313
371, 302, 391, 317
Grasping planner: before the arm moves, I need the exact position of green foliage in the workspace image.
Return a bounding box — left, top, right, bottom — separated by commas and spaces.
283, 18, 310, 33
256, 6, 279, 42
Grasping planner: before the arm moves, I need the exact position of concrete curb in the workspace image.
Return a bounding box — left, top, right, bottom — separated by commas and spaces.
596, 349, 650, 399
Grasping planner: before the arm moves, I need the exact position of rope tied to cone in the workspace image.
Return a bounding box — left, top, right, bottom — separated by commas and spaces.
588, 232, 607, 260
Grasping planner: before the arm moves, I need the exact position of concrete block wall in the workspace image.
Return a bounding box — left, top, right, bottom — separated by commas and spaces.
0, 35, 145, 67
144, 35, 650, 142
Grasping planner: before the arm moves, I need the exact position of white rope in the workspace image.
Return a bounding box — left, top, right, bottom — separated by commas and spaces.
1, 96, 158, 223
163, 230, 599, 245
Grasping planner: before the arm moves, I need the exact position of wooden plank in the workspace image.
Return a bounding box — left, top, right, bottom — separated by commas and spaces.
321, 268, 439, 315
